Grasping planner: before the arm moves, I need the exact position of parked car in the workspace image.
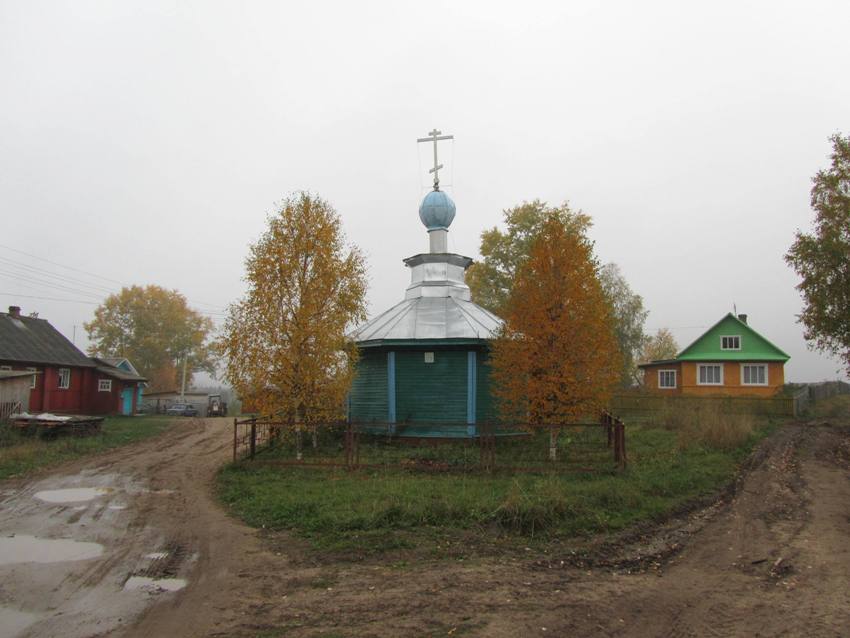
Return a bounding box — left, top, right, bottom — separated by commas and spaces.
166, 403, 198, 417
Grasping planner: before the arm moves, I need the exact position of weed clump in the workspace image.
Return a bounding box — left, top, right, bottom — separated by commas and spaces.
492, 480, 570, 535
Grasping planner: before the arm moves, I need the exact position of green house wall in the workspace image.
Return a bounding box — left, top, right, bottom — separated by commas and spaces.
349, 343, 497, 428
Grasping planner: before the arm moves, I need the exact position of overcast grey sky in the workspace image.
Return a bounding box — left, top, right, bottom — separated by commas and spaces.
1, 0, 848, 382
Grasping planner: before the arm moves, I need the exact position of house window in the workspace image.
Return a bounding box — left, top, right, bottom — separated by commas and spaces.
27, 367, 37, 389
98, 379, 113, 392
698, 364, 723, 385
658, 370, 677, 389
58, 368, 71, 389
741, 364, 767, 386
424, 352, 435, 363
0, 365, 10, 371
720, 335, 741, 350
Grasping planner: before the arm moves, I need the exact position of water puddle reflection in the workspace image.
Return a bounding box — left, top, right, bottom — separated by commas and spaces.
123, 576, 187, 593
0, 535, 104, 565
33, 488, 110, 504
0, 607, 40, 638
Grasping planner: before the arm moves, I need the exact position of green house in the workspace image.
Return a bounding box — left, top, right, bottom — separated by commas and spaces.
639, 313, 790, 396
348, 138, 503, 436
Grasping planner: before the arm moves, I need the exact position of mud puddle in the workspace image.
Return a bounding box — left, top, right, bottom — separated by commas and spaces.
33, 488, 110, 504
0, 535, 104, 565
0, 607, 41, 638
124, 576, 187, 593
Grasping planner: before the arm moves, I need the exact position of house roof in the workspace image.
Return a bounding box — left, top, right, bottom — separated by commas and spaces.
0, 370, 39, 381
637, 359, 679, 368
675, 313, 790, 362
97, 356, 142, 376
0, 312, 94, 367
91, 358, 147, 382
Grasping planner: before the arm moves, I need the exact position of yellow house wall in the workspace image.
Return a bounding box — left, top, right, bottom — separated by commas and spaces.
678, 361, 785, 397
641, 363, 683, 394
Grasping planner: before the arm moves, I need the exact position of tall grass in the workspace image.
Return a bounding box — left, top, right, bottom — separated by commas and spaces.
808, 394, 850, 420
653, 401, 758, 451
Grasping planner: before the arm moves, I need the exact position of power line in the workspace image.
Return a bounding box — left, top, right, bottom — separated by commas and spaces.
0, 292, 99, 305
0, 244, 228, 312
0, 255, 117, 295
0, 291, 227, 321
0, 269, 106, 300
0, 243, 126, 287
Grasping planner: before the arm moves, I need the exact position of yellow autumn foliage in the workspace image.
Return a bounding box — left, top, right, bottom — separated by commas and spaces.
490, 215, 620, 424
220, 193, 367, 423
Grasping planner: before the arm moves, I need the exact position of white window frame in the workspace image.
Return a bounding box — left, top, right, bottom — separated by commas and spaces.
720, 335, 741, 351
98, 379, 113, 392
424, 352, 435, 363
58, 368, 71, 390
740, 363, 768, 386
697, 363, 724, 386
658, 369, 677, 389
27, 367, 37, 389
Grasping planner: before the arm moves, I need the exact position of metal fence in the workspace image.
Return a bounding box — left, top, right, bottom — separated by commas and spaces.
232, 412, 627, 473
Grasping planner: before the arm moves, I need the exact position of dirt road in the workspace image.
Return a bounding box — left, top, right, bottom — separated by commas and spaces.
2, 419, 849, 637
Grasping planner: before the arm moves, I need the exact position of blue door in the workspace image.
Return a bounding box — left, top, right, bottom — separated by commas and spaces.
121, 388, 133, 415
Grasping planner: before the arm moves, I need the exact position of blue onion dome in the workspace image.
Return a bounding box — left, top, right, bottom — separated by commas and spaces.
418, 189, 456, 230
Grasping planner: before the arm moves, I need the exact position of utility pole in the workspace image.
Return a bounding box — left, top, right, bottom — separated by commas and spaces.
180, 353, 188, 401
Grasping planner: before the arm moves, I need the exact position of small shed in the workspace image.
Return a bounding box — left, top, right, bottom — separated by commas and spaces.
0, 370, 36, 421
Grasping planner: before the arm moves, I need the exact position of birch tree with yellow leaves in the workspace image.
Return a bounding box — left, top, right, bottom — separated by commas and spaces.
490, 214, 620, 460
220, 193, 367, 456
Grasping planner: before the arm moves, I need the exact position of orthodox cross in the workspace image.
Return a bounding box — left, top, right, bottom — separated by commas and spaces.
417, 128, 453, 190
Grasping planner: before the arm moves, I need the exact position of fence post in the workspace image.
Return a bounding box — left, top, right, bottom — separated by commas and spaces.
615, 420, 627, 470
250, 417, 257, 460
345, 422, 352, 468
353, 423, 360, 468
233, 418, 237, 462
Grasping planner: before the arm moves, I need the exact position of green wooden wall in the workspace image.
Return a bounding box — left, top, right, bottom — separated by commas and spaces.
349, 345, 497, 427
349, 349, 388, 422
395, 349, 468, 423
476, 351, 496, 423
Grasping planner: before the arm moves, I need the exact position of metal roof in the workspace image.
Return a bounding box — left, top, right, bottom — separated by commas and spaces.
0, 312, 94, 367
352, 295, 502, 343
676, 312, 790, 362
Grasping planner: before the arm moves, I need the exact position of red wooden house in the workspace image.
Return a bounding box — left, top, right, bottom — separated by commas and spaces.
0, 306, 146, 416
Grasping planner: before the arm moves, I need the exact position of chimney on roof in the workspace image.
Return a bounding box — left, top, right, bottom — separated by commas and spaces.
8, 306, 21, 319
738, 313, 748, 324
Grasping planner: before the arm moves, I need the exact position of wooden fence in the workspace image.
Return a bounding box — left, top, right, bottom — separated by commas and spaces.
611, 393, 797, 418
0, 401, 22, 423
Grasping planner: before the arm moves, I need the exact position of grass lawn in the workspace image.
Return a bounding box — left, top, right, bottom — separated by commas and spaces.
0, 415, 173, 480
217, 420, 773, 558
